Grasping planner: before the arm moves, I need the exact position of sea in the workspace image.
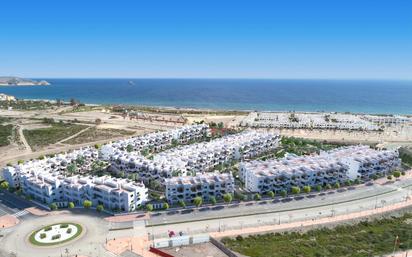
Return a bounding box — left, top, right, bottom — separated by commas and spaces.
1, 79, 412, 115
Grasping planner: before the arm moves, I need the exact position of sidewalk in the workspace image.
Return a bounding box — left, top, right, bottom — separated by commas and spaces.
105, 198, 412, 257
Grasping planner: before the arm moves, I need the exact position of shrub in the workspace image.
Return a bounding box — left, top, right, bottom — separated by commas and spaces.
146, 204, 153, 212
44, 226, 52, 231
280, 190, 287, 197
291, 186, 301, 195
0, 181, 9, 190
303, 186, 311, 194
40, 233, 46, 239
334, 182, 340, 189
193, 196, 203, 207
393, 171, 401, 178
254, 193, 261, 201
68, 202, 75, 208
178, 200, 186, 208
401, 171, 406, 176
60, 224, 69, 228
163, 202, 169, 210
387, 175, 393, 180
223, 193, 233, 204
67, 228, 72, 234
51, 234, 61, 240
96, 204, 104, 212
267, 191, 275, 198
49, 203, 58, 210
209, 196, 217, 205
316, 185, 322, 192
83, 200, 92, 208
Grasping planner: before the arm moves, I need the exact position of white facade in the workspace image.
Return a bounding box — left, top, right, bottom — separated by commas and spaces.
240, 145, 401, 194
241, 112, 381, 131
0, 93, 16, 101
109, 131, 280, 180
165, 172, 234, 204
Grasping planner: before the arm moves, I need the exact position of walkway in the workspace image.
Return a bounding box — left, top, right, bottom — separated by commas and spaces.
105, 198, 412, 257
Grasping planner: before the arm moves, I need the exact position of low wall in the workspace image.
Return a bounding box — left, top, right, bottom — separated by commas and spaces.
153, 234, 210, 249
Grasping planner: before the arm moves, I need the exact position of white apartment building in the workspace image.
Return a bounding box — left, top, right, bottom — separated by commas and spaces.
3, 165, 147, 211
109, 131, 280, 180
362, 115, 412, 125
240, 145, 400, 194
165, 172, 234, 204
100, 124, 209, 157
241, 112, 380, 131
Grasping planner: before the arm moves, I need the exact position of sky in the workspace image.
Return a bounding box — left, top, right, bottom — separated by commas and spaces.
1, 0, 411, 79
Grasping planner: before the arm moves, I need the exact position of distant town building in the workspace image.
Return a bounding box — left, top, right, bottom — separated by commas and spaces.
241, 112, 382, 131
0, 93, 16, 101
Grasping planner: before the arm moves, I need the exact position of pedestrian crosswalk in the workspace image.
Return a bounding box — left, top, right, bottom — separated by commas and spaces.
12, 210, 29, 218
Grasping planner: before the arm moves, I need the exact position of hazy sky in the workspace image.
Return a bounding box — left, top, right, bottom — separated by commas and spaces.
1, 0, 411, 79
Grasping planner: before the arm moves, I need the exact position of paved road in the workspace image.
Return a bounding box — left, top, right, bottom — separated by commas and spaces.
146, 178, 412, 238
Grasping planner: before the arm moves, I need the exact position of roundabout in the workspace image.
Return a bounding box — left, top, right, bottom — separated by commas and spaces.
29, 222, 83, 246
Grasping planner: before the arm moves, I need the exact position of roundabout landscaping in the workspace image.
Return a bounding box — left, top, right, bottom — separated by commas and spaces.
29, 222, 83, 246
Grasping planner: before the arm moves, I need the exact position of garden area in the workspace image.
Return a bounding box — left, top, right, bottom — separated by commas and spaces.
0, 100, 58, 110
29, 223, 83, 246
0, 124, 13, 146
64, 127, 135, 145
222, 214, 412, 257
23, 122, 88, 150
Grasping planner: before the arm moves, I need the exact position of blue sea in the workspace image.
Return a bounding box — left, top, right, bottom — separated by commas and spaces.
1, 79, 412, 114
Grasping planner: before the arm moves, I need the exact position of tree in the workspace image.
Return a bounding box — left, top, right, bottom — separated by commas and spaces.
315, 185, 322, 192
163, 202, 169, 210
49, 203, 58, 210
178, 200, 186, 208
223, 193, 233, 204
17, 160, 24, 165
0, 181, 9, 190
209, 196, 217, 205
387, 175, 393, 180
267, 191, 275, 198
325, 184, 332, 190
393, 171, 401, 179
146, 204, 154, 212
68, 202, 75, 208
67, 163, 77, 174
193, 196, 203, 207
95, 118, 102, 125
303, 186, 311, 194
96, 204, 104, 212
94, 144, 102, 149
334, 182, 340, 189
280, 190, 287, 197
291, 186, 301, 195
126, 144, 134, 153
83, 200, 92, 209
254, 193, 261, 201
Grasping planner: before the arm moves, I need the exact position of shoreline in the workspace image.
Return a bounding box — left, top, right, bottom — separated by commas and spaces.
5, 97, 412, 117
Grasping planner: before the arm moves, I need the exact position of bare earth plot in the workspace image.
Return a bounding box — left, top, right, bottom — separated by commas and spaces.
64, 127, 136, 145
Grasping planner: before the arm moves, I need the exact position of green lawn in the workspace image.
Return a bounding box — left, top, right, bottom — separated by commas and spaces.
223, 214, 412, 257
0, 124, 13, 146
23, 123, 88, 150
29, 223, 83, 246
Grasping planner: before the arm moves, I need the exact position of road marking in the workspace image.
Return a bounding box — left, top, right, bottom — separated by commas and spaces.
12, 210, 29, 218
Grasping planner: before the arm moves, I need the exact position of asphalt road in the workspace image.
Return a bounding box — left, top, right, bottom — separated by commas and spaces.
146, 178, 412, 238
